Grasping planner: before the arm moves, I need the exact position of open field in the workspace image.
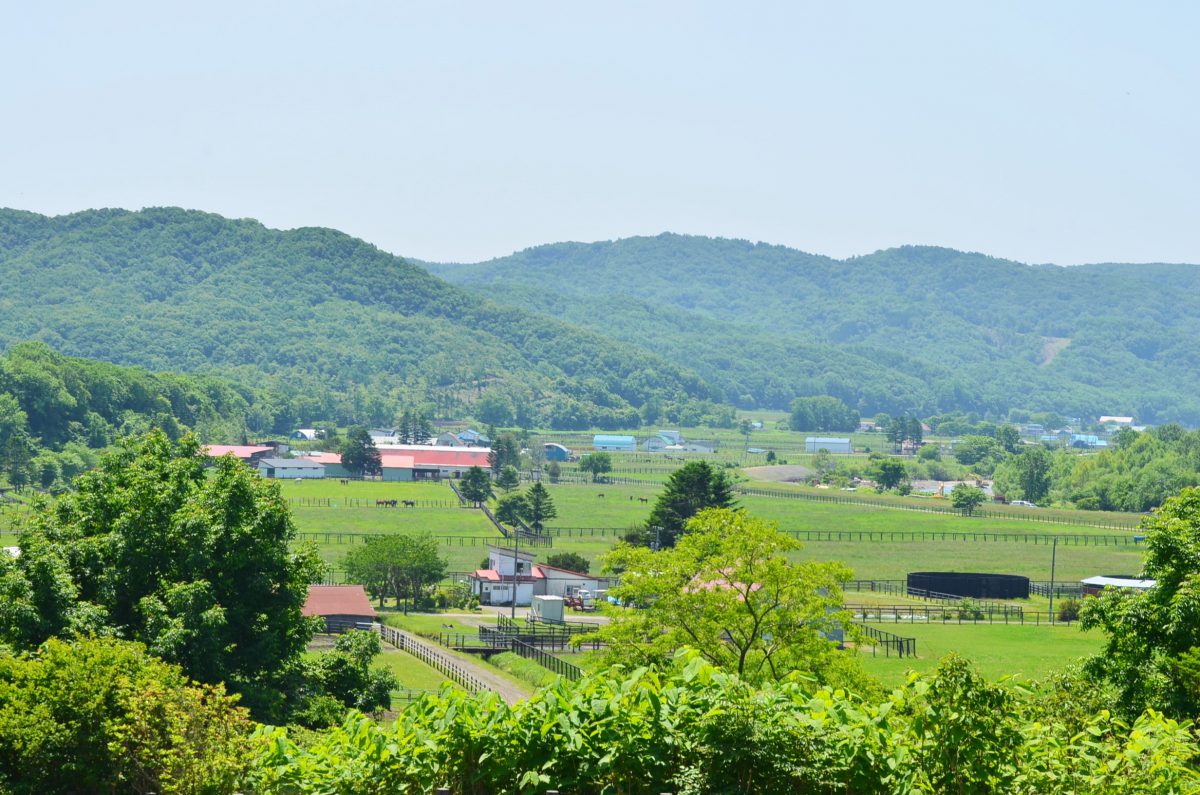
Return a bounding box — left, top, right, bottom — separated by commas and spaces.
795, 539, 1141, 581
858, 622, 1105, 686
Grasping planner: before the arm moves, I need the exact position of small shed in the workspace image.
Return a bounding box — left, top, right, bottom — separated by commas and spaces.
258, 458, 326, 479
543, 442, 572, 462
302, 585, 378, 632
530, 595, 565, 623
806, 437, 853, 455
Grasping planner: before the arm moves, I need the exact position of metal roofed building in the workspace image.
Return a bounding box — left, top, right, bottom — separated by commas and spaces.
593, 434, 636, 452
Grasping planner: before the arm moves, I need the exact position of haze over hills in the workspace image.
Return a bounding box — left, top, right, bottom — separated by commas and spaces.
427, 234, 1200, 425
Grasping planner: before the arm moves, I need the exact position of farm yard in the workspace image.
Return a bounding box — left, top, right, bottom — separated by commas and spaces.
255, 435, 1159, 703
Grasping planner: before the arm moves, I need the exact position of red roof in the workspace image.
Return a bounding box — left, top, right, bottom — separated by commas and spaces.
470, 568, 543, 582
205, 445, 273, 459
302, 452, 342, 465
302, 585, 377, 618
299, 450, 482, 469
408, 449, 490, 469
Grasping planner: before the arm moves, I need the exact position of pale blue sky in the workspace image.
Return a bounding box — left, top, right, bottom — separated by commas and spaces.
2, 2, 1196, 264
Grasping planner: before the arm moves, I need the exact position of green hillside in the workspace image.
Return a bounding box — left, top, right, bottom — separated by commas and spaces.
0, 209, 722, 430
427, 234, 1200, 423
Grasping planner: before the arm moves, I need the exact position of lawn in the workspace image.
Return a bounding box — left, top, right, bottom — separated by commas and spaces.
857, 622, 1105, 686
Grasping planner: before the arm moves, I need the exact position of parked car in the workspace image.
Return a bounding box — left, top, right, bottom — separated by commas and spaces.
1010, 500, 1037, 507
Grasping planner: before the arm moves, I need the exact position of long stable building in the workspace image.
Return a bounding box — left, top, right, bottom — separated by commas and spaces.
302, 445, 491, 480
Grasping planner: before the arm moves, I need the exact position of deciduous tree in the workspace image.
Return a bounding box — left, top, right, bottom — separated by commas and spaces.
951, 484, 987, 515
597, 509, 866, 688
0, 431, 324, 721
579, 452, 613, 483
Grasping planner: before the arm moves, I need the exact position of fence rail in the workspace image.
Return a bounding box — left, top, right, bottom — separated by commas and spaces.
511, 639, 583, 681
854, 623, 917, 657
735, 485, 1141, 531
783, 528, 1139, 546
288, 497, 465, 509
377, 624, 487, 693
297, 531, 511, 547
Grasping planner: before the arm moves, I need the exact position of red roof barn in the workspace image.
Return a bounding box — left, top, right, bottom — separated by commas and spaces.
303, 585, 378, 632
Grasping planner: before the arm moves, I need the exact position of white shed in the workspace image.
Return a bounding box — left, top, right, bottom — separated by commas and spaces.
257, 458, 326, 479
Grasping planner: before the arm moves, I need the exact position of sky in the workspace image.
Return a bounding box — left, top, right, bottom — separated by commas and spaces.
1, 2, 1197, 265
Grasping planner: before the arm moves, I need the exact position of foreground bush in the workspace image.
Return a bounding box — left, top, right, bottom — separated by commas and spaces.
0, 637, 252, 794
248, 652, 1200, 794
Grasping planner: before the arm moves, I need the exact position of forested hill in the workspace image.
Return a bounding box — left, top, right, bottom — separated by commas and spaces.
427, 235, 1200, 424
0, 209, 721, 430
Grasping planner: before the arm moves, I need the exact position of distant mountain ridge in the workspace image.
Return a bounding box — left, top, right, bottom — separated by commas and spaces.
426, 233, 1200, 424
0, 209, 721, 429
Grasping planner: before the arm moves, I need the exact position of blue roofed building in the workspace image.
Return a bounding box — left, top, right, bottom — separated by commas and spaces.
593, 434, 636, 452
543, 442, 573, 462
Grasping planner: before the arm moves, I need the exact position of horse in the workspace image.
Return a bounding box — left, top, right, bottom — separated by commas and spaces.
402, 500, 416, 508
596, 493, 605, 499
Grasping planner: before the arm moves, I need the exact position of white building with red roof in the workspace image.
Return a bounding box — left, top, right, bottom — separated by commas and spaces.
468, 545, 613, 606
302, 445, 491, 481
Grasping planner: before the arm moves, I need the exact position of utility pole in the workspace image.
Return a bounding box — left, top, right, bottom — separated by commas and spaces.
1048, 536, 1058, 624
511, 525, 519, 620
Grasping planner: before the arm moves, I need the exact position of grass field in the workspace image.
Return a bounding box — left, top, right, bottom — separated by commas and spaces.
858, 622, 1105, 686
794, 538, 1141, 581
276, 477, 1145, 581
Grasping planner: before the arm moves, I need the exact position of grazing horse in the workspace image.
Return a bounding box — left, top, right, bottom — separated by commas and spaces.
638, 496, 649, 503
340, 479, 349, 485
402, 500, 416, 507
596, 493, 605, 499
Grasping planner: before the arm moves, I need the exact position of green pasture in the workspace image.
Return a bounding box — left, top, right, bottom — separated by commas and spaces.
795, 538, 1142, 582
858, 622, 1105, 686
376, 648, 456, 692
740, 494, 1139, 536
290, 505, 496, 537
278, 479, 460, 502
745, 480, 1141, 529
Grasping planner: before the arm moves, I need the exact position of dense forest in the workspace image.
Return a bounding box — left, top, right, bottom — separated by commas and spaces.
428, 234, 1200, 424
0, 209, 726, 431
0, 342, 262, 491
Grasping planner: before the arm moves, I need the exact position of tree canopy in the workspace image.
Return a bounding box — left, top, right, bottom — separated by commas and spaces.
642, 460, 736, 548
598, 509, 868, 689
0, 430, 324, 720
1082, 487, 1200, 717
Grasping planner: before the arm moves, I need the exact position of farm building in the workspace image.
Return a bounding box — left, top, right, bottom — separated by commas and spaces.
291, 428, 319, 440
205, 444, 274, 465
469, 546, 539, 606
380, 445, 492, 479
1098, 416, 1134, 427
258, 458, 326, 479
469, 546, 614, 606
300, 452, 349, 478
302, 585, 377, 632
1081, 575, 1155, 597
805, 437, 853, 454
543, 442, 572, 462
305, 446, 491, 480
456, 428, 491, 446
593, 434, 636, 452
